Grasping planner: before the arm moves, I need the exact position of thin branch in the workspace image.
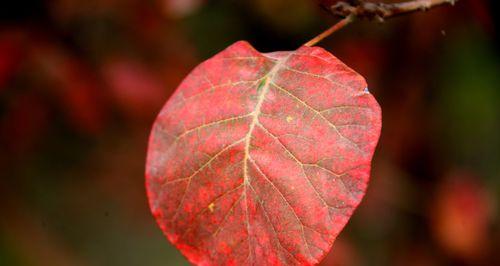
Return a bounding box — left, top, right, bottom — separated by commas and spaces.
304, 15, 355, 47
330, 0, 458, 22
303, 0, 457, 46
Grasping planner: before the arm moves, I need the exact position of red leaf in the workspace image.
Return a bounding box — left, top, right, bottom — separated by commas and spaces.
431, 172, 494, 260
146, 41, 381, 265
102, 57, 167, 120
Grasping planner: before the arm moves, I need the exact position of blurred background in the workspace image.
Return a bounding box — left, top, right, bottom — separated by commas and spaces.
0, 0, 498, 265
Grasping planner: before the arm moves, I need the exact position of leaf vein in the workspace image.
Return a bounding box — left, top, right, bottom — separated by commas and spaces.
247, 184, 302, 265
270, 82, 363, 153
175, 114, 252, 142
168, 138, 245, 222
249, 157, 315, 260
257, 123, 338, 215
212, 191, 245, 237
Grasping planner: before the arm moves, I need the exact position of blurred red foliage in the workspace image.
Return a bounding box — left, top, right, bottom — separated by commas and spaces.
431, 171, 495, 262
102, 58, 166, 120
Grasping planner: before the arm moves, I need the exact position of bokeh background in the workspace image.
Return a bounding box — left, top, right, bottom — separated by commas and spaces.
1, 0, 499, 265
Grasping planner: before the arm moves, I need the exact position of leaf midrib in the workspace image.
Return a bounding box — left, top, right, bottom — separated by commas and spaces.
241, 54, 290, 262
242, 55, 288, 186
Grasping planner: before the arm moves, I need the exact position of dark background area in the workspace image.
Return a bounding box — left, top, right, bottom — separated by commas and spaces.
1, 0, 499, 265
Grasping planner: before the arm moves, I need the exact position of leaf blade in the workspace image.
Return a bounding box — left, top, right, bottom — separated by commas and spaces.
146, 41, 381, 265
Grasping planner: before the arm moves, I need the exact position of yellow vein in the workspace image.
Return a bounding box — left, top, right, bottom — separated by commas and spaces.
175, 113, 252, 142
180, 183, 244, 239
270, 82, 363, 153
168, 138, 245, 222
240, 55, 291, 263
249, 157, 315, 261
256, 122, 338, 214
302, 163, 355, 201
247, 184, 303, 264
212, 192, 244, 237
320, 105, 372, 113
279, 65, 348, 89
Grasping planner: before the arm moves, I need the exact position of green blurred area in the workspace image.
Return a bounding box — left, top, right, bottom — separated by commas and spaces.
0, 0, 499, 265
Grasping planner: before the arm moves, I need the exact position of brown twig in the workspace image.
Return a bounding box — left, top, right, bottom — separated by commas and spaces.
304, 15, 355, 47
304, 0, 457, 46
330, 0, 458, 22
